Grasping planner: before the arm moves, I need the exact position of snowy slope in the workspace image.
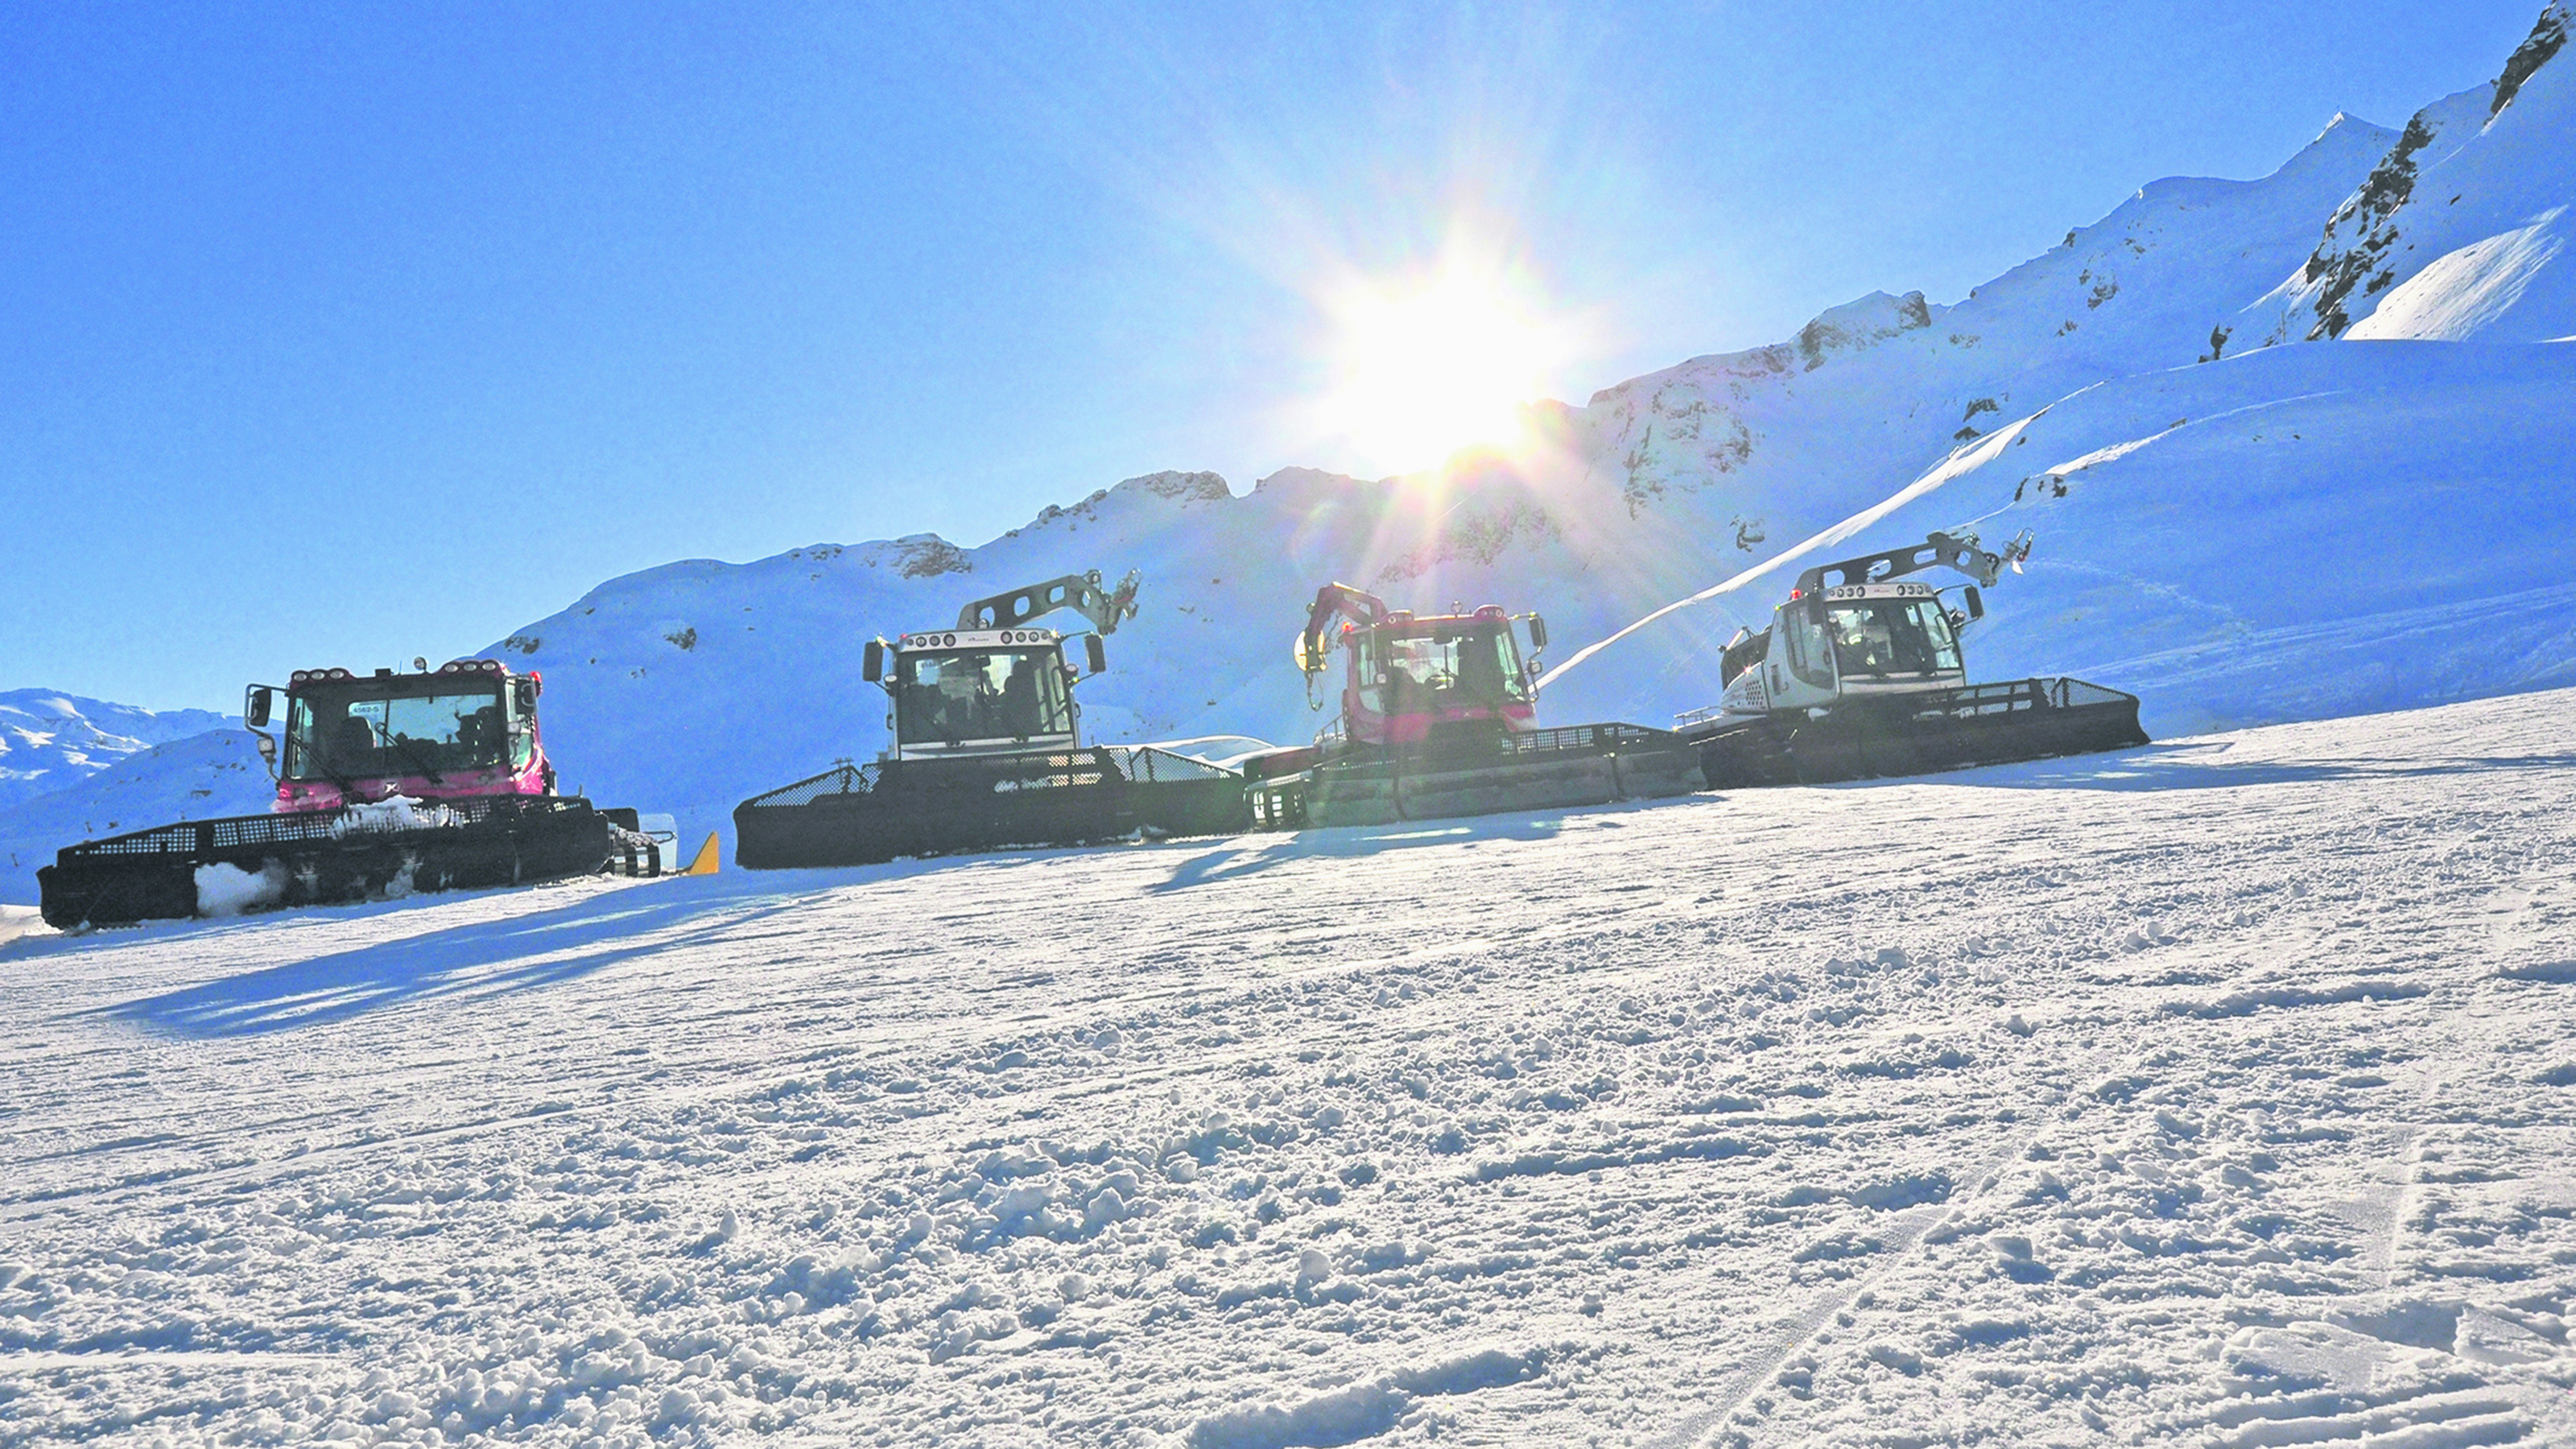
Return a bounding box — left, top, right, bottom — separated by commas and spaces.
1570, 108, 2404, 526
3, 690, 2574, 1446
2252, 2, 2576, 345
0, 732, 279, 906
1913, 341, 2576, 734
0, 693, 253, 907
0, 691, 230, 811
1559, 340, 2576, 737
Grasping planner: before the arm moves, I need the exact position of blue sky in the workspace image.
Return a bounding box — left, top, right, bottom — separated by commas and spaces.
0, 1, 2548, 710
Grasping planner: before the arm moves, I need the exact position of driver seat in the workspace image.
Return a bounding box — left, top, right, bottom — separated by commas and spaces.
331, 716, 377, 769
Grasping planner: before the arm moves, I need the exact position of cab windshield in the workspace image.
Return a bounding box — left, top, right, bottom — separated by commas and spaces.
1825, 599, 1963, 679
897, 650, 1072, 745
284, 684, 509, 781
1358, 624, 1529, 715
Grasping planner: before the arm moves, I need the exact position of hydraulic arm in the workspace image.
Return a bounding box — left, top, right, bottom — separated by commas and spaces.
955, 569, 1142, 634
1294, 583, 1389, 675
1794, 529, 2032, 597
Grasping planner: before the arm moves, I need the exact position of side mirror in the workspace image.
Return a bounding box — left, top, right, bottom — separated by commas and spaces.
1084, 634, 1108, 676
254, 732, 278, 778
1526, 614, 1548, 650
1963, 586, 1984, 621
863, 639, 885, 683
244, 685, 273, 729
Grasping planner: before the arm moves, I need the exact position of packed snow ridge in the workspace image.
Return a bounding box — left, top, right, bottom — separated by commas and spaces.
2, 689, 2574, 1444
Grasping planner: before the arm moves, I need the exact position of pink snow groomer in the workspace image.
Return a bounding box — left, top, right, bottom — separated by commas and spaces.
36, 658, 658, 930
256, 658, 557, 813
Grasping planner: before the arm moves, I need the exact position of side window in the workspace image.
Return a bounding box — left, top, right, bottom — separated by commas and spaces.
1030, 654, 1073, 735
285, 697, 316, 778
1914, 602, 1963, 671
1354, 635, 1383, 716
506, 683, 536, 766
1782, 603, 1835, 689
1480, 630, 1526, 700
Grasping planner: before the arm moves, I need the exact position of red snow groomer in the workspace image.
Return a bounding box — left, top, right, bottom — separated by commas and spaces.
37, 659, 661, 929
1241, 585, 1702, 828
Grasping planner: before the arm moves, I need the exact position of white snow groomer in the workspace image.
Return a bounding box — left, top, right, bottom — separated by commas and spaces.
1241, 585, 1703, 828
1678, 530, 2147, 786
733, 570, 1250, 867
37, 659, 663, 929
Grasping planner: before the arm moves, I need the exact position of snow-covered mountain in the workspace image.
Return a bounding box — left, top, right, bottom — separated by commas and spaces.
2, 2, 2570, 898
0, 732, 275, 906
0, 691, 256, 904
2254, 2, 2574, 345
0, 690, 232, 811
1810, 341, 2576, 737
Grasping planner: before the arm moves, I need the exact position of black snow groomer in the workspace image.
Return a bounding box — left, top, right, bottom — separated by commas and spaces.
37, 796, 625, 930
37, 659, 660, 930
1241, 720, 1701, 830
1677, 530, 2148, 786
733, 570, 1253, 869
1239, 585, 1703, 831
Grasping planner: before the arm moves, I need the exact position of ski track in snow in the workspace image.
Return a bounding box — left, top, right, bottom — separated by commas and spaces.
3, 691, 2575, 1447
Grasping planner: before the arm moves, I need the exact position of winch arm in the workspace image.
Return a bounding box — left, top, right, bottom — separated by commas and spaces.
1295, 583, 1389, 675
953, 569, 1142, 634
1794, 530, 2033, 597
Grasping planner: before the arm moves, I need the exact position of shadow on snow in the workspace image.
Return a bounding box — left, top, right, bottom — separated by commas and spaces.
1147, 812, 1609, 894
78, 733, 2570, 1033
1905, 741, 2576, 793
89, 875, 815, 1038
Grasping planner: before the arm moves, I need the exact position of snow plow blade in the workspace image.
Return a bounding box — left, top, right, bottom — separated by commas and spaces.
1682, 677, 2148, 787
733, 746, 1251, 869
1245, 722, 1703, 830
36, 795, 626, 930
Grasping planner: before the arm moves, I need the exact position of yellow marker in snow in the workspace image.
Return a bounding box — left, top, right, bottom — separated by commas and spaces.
681, 832, 721, 875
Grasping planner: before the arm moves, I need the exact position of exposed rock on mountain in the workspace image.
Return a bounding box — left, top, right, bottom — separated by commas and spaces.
2253, 1, 2576, 344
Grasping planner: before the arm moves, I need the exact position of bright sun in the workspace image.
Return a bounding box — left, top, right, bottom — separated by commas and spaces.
1322, 265, 1556, 475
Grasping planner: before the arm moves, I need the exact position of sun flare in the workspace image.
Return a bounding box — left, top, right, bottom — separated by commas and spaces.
1321, 264, 1558, 476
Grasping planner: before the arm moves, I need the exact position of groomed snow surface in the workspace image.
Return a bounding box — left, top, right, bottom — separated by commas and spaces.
5, 690, 2576, 1447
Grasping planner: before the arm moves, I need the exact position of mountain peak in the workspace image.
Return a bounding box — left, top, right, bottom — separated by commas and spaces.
2252, 1, 2576, 345
1795, 291, 1938, 369
2291, 110, 2399, 167
1107, 471, 1233, 506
